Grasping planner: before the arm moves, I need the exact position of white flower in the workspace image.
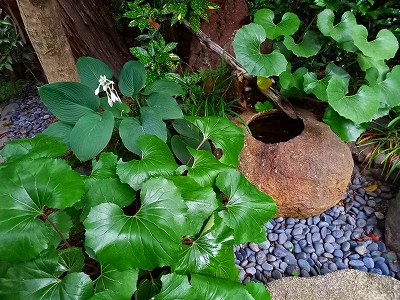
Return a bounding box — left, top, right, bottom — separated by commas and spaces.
95, 75, 122, 107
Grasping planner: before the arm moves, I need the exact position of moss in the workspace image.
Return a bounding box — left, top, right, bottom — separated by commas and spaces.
0, 81, 22, 102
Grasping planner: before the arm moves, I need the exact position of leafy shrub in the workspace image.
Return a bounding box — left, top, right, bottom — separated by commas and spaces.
0, 58, 277, 298
0, 81, 21, 102
233, 7, 400, 142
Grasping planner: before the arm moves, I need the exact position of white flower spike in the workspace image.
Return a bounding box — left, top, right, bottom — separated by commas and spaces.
95, 75, 122, 107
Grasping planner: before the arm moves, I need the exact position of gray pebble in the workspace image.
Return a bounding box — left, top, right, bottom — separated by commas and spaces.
268, 233, 278, 242
258, 240, 270, 250
246, 267, 257, 275
364, 206, 375, 216
280, 261, 288, 271
341, 241, 350, 252
363, 257, 374, 269
286, 264, 301, 276
278, 232, 287, 244
298, 259, 311, 272
256, 251, 267, 265
262, 262, 273, 271
355, 244, 367, 255
249, 242, 260, 252
248, 255, 256, 263
380, 192, 393, 199
356, 218, 366, 228
314, 242, 325, 256
267, 254, 276, 262
332, 230, 344, 239
349, 260, 364, 267
273, 245, 290, 258
324, 234, 335, 243
271, 269, 283, 280
324, 243, 334, 253
238, 269, 246, 281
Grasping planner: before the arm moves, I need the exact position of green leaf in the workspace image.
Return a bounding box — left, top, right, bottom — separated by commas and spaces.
323, 106, 368, 142
76, 57, 113, 92
279, 63, 308, 90
144, 92, 183, 120
69, 111, 114, 162
90, 290, 122, 300
283, 31, 323, 57
216, 169, 277, 244
155, 273, 192, 300
142, 80, 183, 96
0, 247, 94, 299
95, 263, 138, 299
303, 63, 351, 101
352, 25, 399, 60
171, 119, 212, 165
357, 53, 389, 85
84, 177, 187, 270
99, 96, 130, 119
119, 109, 167, 156
314, 0, 339, 10
254, 9, 300, 39
188, 11, 201, 32
82, 178, 134, 220
232, 23, 288, 77
167, 176, 219, 235
1, 134, 67, 164
56, 247, 85, 275
245, 281, 271, 300
185, 147, 233, 187
317, 10, 358, 52
372, 65, 400, 108
85, 152, 119, 186
327, 76, 379, 123
186, 116, 244, 167
137, 278, 162, 300
174, 213, 237, 280
255, 100, 274, 113
38, 82, 100, 125
46, 210, 73, 248
117, 135, 178, 190
130, 47, 152, 65
43, 121, 73, 148
0, 158, 84, 262
190, 274, 256, 299
118, 60, 147, 97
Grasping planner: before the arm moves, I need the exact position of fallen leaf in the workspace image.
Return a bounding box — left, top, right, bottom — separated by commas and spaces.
257, 77, 273, 90
364, 184, 378, 192
366, 233, 380, 241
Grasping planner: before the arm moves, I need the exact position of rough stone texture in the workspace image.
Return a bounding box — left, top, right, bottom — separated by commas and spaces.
385, 190, 400, 254
267, 269, 400, 300
236, 109, 353, 218
188, 0, 248, 71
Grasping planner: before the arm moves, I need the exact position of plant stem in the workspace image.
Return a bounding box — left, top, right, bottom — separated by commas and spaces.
296, 14, 318, 44
186, 138, 208, 166
42, 213, 71, 248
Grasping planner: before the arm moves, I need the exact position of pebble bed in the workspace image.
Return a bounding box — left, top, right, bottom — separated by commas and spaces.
4, 82, 400, 285
235, 166, 400, 284
6, 82, 52, 141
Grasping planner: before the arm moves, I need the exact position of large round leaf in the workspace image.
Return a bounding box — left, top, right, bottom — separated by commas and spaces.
145, 92, 183, 120
352, 25, 399, 60
0, 247, 93, 299
118, 60, 146, 97
43, 121, 73, 148
372, 65, 400, 108
84, 177, 187, 270
142, 80, 183, 96
117, 135, 178, 190
323, 106, 368, 142
69, 111, 115, 162
0, 158, 84, 262
38, 82, 100, 125
283, 31, 323, 58
279, 63, 308, 90
185, 116, 244, 167
232, 23, 287, 77
254, 9, 300, 39
317, 9, 358, 52
76, 56, 113, 92
154, 273, 192, 300
327, 76, 379, 124
216, 169, 277, 244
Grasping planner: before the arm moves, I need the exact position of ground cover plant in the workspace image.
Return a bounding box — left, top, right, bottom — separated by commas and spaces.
0, 57, 277, 299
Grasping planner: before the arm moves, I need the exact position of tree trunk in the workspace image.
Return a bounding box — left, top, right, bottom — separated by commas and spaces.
2, 0, 133, 81
15, 0, 79, 82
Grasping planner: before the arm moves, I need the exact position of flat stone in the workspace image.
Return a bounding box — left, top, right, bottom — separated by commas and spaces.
385, 191, 400, 253
1, 102, 18, 116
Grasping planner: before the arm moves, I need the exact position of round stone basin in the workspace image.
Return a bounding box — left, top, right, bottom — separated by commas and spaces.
235, 108, 354, 218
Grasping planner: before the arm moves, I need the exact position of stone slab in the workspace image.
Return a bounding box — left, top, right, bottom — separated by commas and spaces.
267, 269, 400, 300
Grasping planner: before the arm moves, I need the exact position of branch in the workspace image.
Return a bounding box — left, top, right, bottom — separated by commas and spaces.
182, 20, 299, 119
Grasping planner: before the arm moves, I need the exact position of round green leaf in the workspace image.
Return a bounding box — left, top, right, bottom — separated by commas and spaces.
117, 135, 178, 191
118, 60, 146, 97
352, 25, 399, 60
76, 56, 113, 92
283, 31, 323, 58
216, 169, 277, 244
327, 76, 379, 124
43, 121, 73, 148
254, 8, 300, 39
0, 158, 84, 262
38, 82, 100, 125
155, 273, 192, 300
323, 106, 368, 142
245, 281, 272, 300
279, 63, 308, 90
0, 248, 93, 299
357, 53, 389, 85
84, 177, 187, 270
185, 116, 244, 167
56, 247, 85, 275
145, 92, 183, 120
142, 80, 183, 96
232, 23, 288, 77
95, 263, 138, 299
372, 65, 400, 108
69, 111, 115, 162
317, 9, 358, 52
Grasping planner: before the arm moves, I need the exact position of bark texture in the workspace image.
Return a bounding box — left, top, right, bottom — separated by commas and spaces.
15, 0, 79, 82
188, 0, 249, 71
